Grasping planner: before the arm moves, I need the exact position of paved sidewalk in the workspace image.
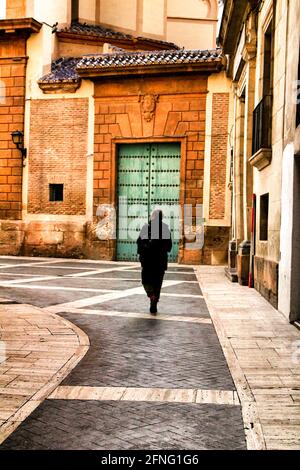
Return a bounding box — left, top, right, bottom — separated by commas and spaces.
0, 300, 89, 444
0, 257, 299, 449
0, 256, 246, 450
197, 266, 300, 450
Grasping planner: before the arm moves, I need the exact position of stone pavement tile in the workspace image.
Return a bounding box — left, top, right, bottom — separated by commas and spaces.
161, 281, 202, 295
21, 277, 141, 291
60, 314, 235, 390
86, 294, 209, 318
0, 287, 104, 308
197, 266, 300, 450
0, 303, 89, 444
0, 266, 89, 276
0, 400, 246, 450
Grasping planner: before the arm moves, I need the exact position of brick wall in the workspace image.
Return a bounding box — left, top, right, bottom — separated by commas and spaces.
0, 37, 26, 220
92, 75, 208, 262
209, 93, 229, 220
28, 99, 89, 216
93, 76, 207, 218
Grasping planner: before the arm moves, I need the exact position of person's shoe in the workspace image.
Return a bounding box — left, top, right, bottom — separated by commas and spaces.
150, 298, 158, 315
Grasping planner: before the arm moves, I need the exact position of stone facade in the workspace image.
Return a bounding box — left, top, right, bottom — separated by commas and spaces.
0, 1, 232, 265
219, 0, 300, 319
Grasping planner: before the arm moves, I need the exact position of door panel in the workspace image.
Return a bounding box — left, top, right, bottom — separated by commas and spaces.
117, 143, 181, 262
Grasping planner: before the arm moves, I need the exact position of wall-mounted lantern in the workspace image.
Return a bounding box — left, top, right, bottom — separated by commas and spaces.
11, 130, 27, 167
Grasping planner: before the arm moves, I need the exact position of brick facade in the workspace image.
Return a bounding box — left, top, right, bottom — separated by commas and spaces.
0, 36, 26, 220
209, 93, 229, 220
28, 99, 89, 216
92, 74, 208, 263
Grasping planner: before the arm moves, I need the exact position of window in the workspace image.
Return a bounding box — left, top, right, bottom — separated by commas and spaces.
49, 184, 64, 202
260, 193, 269, 241
252, 21, 274, 156
71, 0, 79, 23
263, 21, 274, 97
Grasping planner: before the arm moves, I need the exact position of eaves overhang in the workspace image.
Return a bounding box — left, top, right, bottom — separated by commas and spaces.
218, 0, 248, 55
0, 18, 42, 36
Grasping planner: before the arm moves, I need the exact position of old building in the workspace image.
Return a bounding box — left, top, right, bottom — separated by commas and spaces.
0, 0, 233, 265
219, 0, 300, 321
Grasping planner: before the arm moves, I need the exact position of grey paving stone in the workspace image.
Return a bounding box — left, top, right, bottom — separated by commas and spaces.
60, 314, 234, 389
0, 287, 104, 308
16, 277, 141, 291
39, 262, 132, 269
161, 281, 202, 295
0, 400, 246, 450
87, 294, 210, 318
0, 266, 90, 276
0, 258, 46, 265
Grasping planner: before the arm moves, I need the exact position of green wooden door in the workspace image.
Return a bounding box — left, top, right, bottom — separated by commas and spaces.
117, 143, 181, 262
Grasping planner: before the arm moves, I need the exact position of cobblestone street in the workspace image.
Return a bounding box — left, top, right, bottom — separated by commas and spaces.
0, 256, 246, 450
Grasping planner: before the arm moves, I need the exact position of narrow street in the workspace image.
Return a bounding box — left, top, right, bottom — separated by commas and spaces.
0, 256, 246, 450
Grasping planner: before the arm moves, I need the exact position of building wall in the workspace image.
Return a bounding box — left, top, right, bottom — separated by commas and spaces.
0, 35, 26, 222
3, 0, 219, 48
90, 72, 230, 264
28, 98, 88, 215
166, 0, 218, 49
252, 0, 286, 307
278, 0, 300, 320
209, 92, 229, 220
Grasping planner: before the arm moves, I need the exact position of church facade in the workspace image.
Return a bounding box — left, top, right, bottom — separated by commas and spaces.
0, 0, 232, 264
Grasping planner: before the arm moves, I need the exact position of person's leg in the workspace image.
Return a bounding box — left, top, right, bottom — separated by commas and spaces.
141, 268, 153, 297
153, 270, 165, 301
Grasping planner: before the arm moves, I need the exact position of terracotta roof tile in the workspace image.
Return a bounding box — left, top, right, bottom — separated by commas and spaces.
55, 22, 180, 50
77, 48, 223, 70
38, 49, 223, 85
38, 57, 81, 84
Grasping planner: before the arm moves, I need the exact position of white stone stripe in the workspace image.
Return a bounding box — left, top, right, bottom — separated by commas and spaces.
0, 284, 116, 294
67, 277, 199, 284
0, 260, 70, 270
0, 273, 45, 278
161, 293, 204, 299
46, 280, 183, 313
0, 276, 59, 285
0, 281, 203, 299
56, 307, 212, 324
68, 265, 139, 278
49, 386, 240, 406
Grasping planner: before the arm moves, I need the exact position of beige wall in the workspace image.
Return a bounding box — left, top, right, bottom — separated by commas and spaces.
167, 0, 218, 49
2, 0, 220, 49
0, 0, 6, 18
167, 0, 215, 19
100, 0, 137, 32
79, 0, 96, 23
142, 0, 165, 37
30, 0, 69, 25
167, 20, 216, 49
253, 0, 286, 264
278, 0, 300, 319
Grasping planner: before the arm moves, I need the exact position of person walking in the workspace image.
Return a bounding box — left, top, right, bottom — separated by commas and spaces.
137, 210, 172, 314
